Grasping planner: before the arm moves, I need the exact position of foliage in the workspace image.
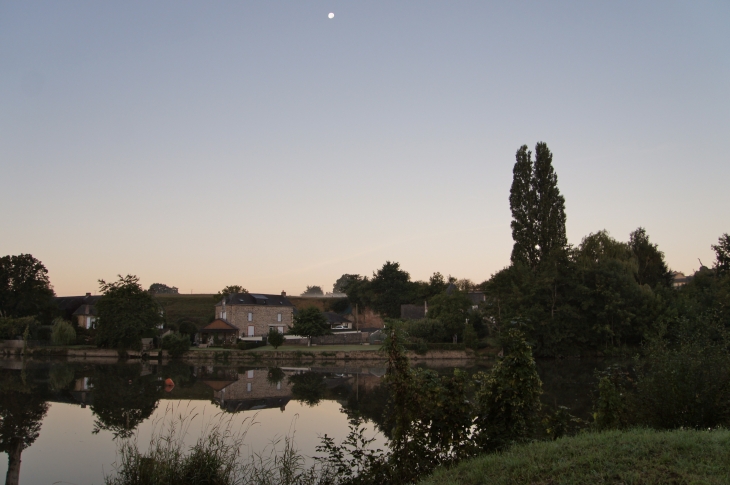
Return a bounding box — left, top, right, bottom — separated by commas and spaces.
592, 364, 634, 430
0, 254, 56, 321
95, 275, 163, 350
368, 262, 414, 318
148, 283, 178, 294
633, 315, 730, 429
48, 363, 76, 391
629, 227, 673, 288
301, 285, 324, 296
267, 367, 285, 386
51, 317, 76, 346
462, 322, 478, 350
509, 143, 567, 269
162, 332, 191, 358
214, 285, 248, 302
267, 327, 285, 349
0, 316, 39, 340
333, 274, 360, 294
401, 318, 450, 343
473, 329, 543, 451
288, 307, 330, 346
427, 289, 472, 342
712, 233, 730, 276
177, 319, 198, 339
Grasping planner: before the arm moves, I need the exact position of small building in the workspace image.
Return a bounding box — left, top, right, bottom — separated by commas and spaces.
73, 304, 97, 329
671, 271, 693, 287
214, 292, 295, 338
55, 293, 102, 328
323, 311, 351, 329
199, 319, 239, 345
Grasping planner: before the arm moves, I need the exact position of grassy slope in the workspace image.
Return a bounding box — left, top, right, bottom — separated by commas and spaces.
155, 294, 215, 327
419, 429, 730, 485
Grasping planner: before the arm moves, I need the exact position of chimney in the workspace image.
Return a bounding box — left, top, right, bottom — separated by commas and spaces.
85, 292, 91, 298
281, 291, 286, 296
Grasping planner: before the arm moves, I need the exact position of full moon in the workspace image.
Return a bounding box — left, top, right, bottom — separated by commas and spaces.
328, 12, 334, 19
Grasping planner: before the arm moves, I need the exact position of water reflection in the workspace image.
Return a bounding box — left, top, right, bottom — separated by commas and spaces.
0, 368, 49, 485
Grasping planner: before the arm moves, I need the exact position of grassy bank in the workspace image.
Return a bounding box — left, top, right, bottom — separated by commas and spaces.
419, 429, 730, 485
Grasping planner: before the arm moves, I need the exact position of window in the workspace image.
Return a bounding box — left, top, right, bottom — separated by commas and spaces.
248, 326, 255, 337
247, 382, 252, 392
277, 313, 282, 322
247, 370, 254, 378
248, 312, 253, 322
278, 326, 284, 334
277, 382, 281, 390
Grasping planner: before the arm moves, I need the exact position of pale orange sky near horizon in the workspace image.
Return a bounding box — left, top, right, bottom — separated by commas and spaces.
1, 2, 728, 297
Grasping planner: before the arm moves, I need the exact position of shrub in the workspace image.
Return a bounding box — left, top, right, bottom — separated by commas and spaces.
0, 316, 39, 340
51, 318, 77, 346
267, 327, 285, 349
236, 341, 265, 351
162, 332, 190, 358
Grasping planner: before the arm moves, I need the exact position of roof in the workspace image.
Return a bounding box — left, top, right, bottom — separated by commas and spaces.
467, 292, 486, 305
55, 294, 102, 312
72, 304, 97, 317
218, 293, 294, 307
201, 319, 239, 332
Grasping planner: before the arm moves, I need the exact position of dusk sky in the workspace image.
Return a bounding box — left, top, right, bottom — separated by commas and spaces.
1, 1, 728, 297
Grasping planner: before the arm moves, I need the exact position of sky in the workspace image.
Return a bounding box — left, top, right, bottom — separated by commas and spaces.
1, 1, 728, 297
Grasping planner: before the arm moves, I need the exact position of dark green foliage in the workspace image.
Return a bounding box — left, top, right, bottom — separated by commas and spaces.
288, 307, 330, 345
427, 289, 472, 342
213, 285, 247, 302
0, 254, 55, 321
51, 317, 76, 345
177, 320, 198, 341
368, 262, 414, 318
48, 363, 75, 391
509, 143, 566, 269
473, 329, 543, 451
148, 283, 177, 294
161, 332, 191, 358
634, 316, 730, 429
629, 227, 673, 288
267, 367, 285, 386
267, 327, 285, 349
333, 274, 360, 294
95, 275, 163, 350
301, 285, 324, 296
402, 318, 450, 343
0, 316, 39, 340
592, 365, 634, 430
712, 233, 730, 276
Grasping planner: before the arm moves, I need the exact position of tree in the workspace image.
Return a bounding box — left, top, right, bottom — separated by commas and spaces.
161, 332, 190, 358
148, 283, 177, 294
427, 290, 472, 343
50, 318, 76, 346
288, 307, 330, 346
712, 233, 730, 276
288, 372, 327, 406
301, 285, 324, 296
267, 327, 285, 349
369, 262, 414, 318
509, 143, 567, 269
214, 285, 247, 301
0, 254, 55, 321
333, 274, 360, 294
95, 275, 163, 350
629, 227, 673, 288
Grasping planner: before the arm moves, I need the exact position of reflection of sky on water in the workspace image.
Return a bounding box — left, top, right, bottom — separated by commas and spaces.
0, 398, 384, 485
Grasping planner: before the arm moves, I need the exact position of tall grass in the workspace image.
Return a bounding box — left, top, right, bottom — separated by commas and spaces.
104, 403, 334, 485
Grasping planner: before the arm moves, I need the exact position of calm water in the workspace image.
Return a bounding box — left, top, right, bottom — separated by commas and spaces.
0, 358, 607, 484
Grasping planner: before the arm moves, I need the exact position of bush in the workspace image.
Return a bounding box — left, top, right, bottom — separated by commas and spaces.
236, 341, 265, 351
51, 318, 77, 346
267, 328, 285, 349
0, 316, 39, 340
162, 332, 190, 358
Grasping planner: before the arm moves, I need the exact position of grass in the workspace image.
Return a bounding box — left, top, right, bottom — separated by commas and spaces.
418, 428, 730, 485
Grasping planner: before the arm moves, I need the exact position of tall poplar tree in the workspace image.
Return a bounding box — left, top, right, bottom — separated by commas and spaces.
509, 142, 566, 269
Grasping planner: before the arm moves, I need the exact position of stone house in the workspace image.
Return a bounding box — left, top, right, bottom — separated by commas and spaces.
214, 292, 295, 338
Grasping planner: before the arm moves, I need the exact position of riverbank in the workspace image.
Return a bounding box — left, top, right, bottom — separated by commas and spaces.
418, 428, 730, 484
1, 343, 475, 362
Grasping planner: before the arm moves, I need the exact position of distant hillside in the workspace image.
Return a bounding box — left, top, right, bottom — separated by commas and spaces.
155, 294, 349, 330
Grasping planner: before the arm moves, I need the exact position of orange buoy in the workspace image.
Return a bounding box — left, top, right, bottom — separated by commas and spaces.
165, 378, 174, 386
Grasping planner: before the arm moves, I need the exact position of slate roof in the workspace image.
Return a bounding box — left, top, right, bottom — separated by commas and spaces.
218, 293, 294, 307
72, 304, 97, 317
55, 294, 102, 319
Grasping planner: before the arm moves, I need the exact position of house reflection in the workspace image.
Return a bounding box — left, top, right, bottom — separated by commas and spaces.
201, 367, 296, 413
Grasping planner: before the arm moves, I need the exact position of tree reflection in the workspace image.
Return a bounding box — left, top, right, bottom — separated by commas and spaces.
0, 371, 49, 485
288, 372, 326, 406
90, 364, 161, 439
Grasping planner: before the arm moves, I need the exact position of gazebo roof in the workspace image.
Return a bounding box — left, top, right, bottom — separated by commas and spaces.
201, 319, 239, 333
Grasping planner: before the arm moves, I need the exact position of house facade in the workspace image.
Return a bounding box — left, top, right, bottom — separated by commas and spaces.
214, 292, 295, 338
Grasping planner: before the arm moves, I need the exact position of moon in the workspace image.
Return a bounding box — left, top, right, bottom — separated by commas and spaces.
328, 12, 334, 19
